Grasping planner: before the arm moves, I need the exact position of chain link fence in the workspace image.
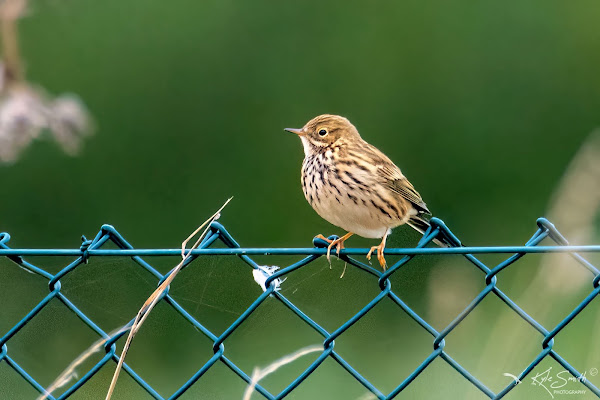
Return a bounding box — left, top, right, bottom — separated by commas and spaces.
1, 218, 599, 399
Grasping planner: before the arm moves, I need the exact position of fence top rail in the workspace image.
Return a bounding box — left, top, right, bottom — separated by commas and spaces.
0, 245, 600, 256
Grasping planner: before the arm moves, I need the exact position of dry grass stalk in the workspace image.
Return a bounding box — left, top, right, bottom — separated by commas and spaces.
242, 345, 322, 400
105, 197, 233, 400
37, 326, 130, 400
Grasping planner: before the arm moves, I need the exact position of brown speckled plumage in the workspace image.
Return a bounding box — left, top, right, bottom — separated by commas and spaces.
286, 114, 436, 269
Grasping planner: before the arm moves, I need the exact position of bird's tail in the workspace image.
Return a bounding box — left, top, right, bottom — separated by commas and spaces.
406, 215, 457, 248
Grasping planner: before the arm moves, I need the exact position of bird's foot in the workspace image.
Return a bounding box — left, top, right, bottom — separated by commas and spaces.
315, 233, 353, 266
326, 237, 346, 265
367, 243, 387, 270
314, 234, 333, 244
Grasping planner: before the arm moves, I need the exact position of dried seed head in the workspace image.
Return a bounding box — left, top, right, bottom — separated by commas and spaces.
0, 86, 95, 164
48, 94, 94, 156
0, 87, 46, 163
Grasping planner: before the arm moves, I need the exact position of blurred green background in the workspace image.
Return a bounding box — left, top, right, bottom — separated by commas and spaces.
1, 0, 600, 399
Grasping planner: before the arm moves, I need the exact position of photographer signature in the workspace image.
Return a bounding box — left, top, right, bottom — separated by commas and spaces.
504, 367, 598, 398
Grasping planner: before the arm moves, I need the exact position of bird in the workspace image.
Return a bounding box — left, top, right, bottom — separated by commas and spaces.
285, 114, 447, 269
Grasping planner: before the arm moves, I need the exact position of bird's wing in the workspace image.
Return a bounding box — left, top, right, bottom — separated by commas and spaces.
364, 145, 431, 214
377, 163, 431, 214
385, 175, 431, 214
347, 142, 431, 214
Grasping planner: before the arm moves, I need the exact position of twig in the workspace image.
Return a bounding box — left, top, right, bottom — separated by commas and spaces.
105, 197, 233, 400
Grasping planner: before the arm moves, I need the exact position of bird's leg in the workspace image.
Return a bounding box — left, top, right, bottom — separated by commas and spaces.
315, 232, 354, 264
367, 234, 388, 270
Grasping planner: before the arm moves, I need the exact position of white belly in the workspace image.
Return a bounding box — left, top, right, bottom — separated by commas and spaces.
309, 184, 414, 239
315, 199, 390, 238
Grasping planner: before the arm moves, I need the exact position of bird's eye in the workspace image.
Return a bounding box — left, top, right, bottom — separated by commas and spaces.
318, 129, 328, 137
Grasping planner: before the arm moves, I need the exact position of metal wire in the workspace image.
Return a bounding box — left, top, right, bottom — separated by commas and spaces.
0, 217, 599, 399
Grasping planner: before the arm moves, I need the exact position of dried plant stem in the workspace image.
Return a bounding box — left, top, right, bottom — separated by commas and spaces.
0, 0, 26, 84
37, 326, 130, 400
105, 197, 233, 400
242, 345, 322, 400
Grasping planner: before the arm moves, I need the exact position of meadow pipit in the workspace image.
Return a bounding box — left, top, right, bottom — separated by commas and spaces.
286, 114, 446, 269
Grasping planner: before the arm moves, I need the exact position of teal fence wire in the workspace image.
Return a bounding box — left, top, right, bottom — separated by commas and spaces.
1, 218, 599, 399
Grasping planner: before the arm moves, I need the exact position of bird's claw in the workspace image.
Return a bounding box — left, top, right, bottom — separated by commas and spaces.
367, 244, 387, 270
314, 234, 349, 266
326, 238, 345, 265
314, 234, 333, 244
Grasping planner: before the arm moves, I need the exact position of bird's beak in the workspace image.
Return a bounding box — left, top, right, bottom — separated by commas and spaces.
284, 127, 305, 136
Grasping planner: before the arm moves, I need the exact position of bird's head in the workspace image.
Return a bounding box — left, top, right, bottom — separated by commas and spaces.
285, 114, 360, 154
